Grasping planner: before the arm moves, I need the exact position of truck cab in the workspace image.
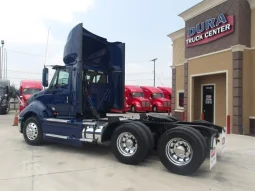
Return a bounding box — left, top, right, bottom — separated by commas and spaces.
19, 80, 43, 112
21, 23, 125, 120
140, 86, 170, 113
157, 86, 172, 112
125, 85, 151, 112
0, 79, 10, 115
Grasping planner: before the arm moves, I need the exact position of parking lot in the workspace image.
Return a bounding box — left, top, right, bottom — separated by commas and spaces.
0, 111, 255, 191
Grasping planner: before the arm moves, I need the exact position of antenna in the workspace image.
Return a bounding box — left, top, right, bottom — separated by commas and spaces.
44, 26, 50, 68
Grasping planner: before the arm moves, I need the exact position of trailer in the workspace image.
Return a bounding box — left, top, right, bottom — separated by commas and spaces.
18, 23, 226, 175
0, 79, 10, 115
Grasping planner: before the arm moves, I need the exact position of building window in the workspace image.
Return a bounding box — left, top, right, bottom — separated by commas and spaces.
177, 90, 184, 109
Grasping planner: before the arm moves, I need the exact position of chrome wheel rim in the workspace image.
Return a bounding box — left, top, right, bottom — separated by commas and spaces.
153, 106, 156, 112
117, 132, 138, 157
26, 122, 38, 141
165, 138, 193, 166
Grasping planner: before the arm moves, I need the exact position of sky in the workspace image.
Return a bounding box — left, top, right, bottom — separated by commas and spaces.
0, 0, 202, 88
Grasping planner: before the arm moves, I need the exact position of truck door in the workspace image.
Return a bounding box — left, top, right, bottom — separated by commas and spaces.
86, 71, 111, 112
47, 68, 72, 116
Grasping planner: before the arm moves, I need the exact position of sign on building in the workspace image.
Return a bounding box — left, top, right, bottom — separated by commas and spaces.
186, 13, 235, 47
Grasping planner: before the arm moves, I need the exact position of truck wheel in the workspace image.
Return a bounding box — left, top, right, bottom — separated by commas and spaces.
131, 121, 154, 151
131, 105, 136, 113
111, 123, 150, 165
185, 127, 208, 159
152, 106, 157, 112
158, 126, 205, 175
176, 126, 207, 160
23, 116, 43, 146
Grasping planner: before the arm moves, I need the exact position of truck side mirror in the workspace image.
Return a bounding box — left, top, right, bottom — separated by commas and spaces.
42, 68, 49, 87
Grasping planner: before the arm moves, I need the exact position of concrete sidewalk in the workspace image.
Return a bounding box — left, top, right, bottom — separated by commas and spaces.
0, 112, 254, 191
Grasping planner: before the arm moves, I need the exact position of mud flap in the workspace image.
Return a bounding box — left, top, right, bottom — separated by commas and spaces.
221, 127, 227, 154
209, 137, 217, 170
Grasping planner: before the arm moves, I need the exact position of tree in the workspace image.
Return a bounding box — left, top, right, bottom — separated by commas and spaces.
9, 84, 18, 98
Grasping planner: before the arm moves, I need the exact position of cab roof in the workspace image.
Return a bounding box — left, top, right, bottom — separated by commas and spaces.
20, 80, 43, 89
157, 86, 172, 94
125, 85, 143, 92
140, 86, 163, 93
0, 79, 10, 87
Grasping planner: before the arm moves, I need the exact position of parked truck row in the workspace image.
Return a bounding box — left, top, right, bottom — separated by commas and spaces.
18, 23, 226, 176
112, 85, 172, 113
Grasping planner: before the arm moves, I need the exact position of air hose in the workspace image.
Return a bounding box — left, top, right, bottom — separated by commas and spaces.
84, 83, 100, 119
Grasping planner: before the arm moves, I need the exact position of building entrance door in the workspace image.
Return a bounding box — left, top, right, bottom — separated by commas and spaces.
202, 85, 215, 123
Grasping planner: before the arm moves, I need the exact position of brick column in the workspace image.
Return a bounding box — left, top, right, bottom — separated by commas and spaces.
232, 50, 243, 134
184, 61, 188, 122
171, 67, 176, 116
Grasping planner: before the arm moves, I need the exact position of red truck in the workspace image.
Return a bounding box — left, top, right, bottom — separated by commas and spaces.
140, 86, 171, 113
19, 80, 43, 112
157, 86, 172, 112
157, 86, 172, 100
125, 85, 151, 112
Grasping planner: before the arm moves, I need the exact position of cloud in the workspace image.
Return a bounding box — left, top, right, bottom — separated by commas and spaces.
0, 0, 95, 44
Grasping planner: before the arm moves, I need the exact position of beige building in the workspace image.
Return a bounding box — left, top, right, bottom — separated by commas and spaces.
168, 0, 255, 135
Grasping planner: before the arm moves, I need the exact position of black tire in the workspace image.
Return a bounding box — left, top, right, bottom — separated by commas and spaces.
176, 126, 207, 160
131, 105, 136, 113
158, 126, 205, 175
152, 105, 157, 112
23, 116, 43, 146
130, 121, 154, 151
185, 127, 208, 159
111, 123, 150, 165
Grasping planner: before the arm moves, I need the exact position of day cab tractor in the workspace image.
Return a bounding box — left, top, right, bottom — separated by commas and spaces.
19, 80, 43, 112
125, 85, 151, 113
157, 86, 172, 112
18, 23, 226, 175
157, 86, 172, 100
140, 86, 171, 113
0, 79, 10, 115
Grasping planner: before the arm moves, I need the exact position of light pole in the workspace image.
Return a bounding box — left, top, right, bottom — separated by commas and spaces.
150, 58, 158, 87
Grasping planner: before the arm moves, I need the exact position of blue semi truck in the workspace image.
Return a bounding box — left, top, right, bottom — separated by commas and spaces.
18, 23, 225, 175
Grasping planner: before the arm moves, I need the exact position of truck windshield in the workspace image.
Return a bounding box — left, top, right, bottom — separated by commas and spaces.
23, 88, 41, 95
132, 92, 144, 97
153, 93, 164, 98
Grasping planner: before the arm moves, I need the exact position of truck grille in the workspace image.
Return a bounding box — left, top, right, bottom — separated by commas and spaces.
164, 101, 171, 107
142, 101, 150, 107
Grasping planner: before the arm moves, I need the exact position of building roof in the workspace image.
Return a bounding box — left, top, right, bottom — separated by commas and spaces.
178, 0, 228, 22
168, 0, 255, 41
